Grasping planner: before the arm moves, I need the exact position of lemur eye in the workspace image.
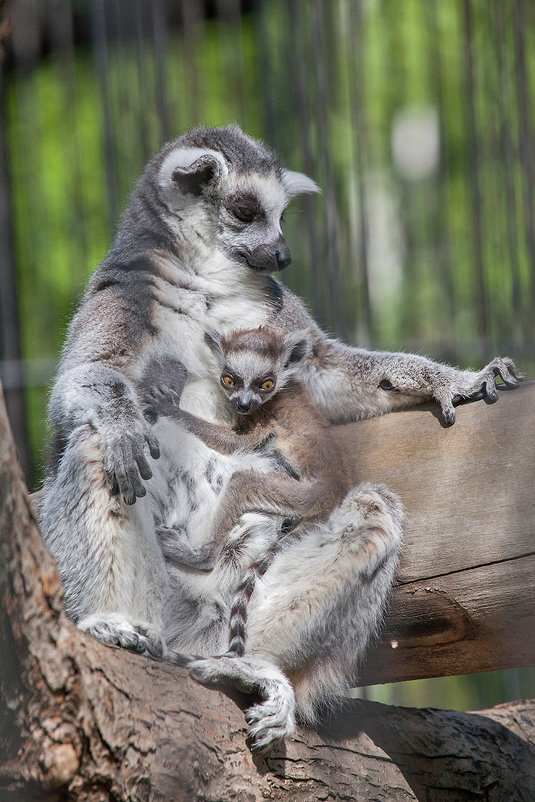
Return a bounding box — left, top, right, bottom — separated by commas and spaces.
222, 375, 235, 387
260, 378, 274, 391
232, 205, 256, 223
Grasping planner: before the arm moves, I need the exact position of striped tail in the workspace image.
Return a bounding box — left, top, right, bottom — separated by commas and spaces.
227, 518, 303, 657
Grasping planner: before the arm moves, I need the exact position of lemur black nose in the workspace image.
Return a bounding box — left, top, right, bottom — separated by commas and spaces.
236, 399, 252, 412
275, 248, 292, 270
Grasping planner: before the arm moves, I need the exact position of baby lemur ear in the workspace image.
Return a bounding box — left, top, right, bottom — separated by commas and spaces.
281, 170, 321, 199
282, 329, 310, 368
204, 329, 223, 359
160, 147, 228, 197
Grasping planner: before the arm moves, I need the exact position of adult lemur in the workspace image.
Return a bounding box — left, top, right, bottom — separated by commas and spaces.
40, 125, 520, 749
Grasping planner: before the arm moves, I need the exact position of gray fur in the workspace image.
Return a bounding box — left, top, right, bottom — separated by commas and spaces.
39, 124, 521, 750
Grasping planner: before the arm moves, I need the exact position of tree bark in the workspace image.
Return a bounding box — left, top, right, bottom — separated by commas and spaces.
1, 383, 534, 801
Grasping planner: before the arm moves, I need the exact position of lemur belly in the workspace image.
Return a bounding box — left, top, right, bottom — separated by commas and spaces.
148, 417, 280, 549
141, 273, 276, 546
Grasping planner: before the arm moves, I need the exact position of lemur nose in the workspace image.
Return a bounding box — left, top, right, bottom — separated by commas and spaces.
275, 249, 292, 270
237, 399, 252, 412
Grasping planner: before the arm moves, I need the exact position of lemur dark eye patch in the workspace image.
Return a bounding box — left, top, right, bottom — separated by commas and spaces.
225, 192, 265, 223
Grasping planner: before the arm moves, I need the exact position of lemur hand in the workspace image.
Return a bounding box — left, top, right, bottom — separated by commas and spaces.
138, 357, 188, 423
379, 356, 522, 426
445, 356, 522, 425
97, 401, 161, 505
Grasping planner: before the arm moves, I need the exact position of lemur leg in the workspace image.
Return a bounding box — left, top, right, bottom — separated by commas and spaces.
40, 425, 169, 658
157, 524, 216, 572
162, 470, 321, 572
208, 469, 321, 541
189, 483, 403, 749
189, 654, 296, 751
247, 482, 403, 723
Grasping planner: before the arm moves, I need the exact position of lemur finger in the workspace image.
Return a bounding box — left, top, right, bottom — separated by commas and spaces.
126, 464, 147, 501
462, 387, 486, 402
435, 394, 456, 426
145, 431, 161, 460
133, 446, 153, 482
482, 373, 498, 402
106, 470, 120, 496
118, 477, 136, 506
491, 357, 522, 387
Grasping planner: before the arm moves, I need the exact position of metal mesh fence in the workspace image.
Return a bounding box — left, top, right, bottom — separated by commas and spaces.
1, 0, 534, 484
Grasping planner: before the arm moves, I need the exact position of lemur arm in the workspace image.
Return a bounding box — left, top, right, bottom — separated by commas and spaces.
271, 282, 522, 426
169, 409, 271, 456
49, 285, 163, 505
140, 362, 272, 455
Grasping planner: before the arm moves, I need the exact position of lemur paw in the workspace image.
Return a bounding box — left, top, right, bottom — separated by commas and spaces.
437, 357, 522, 426
188, 655, 296, 751
78, 613, 167, 659
100, 415, 160, 505
245, 698, 295, 752
138, 356, 188, 423
188, 656, 257, 693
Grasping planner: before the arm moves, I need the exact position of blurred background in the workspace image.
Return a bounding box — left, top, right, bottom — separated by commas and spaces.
0, 0, 533, 710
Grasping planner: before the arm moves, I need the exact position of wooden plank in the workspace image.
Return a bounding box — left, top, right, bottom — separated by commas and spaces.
359, 555, 535, 685
334, 381, 535, 685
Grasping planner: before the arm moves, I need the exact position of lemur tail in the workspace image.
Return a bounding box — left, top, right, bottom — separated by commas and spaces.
166, 650, 202, 666
227, 518, 303, 657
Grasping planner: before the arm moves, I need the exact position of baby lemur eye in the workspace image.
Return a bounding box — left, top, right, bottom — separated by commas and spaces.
222, 374, 235, 387
260, 378, 275, 391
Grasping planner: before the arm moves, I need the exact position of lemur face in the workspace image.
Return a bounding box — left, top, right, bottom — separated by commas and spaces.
219, 176, 291, 273
219, 345, 279, 414
155, 125, 319, 274
205, 326, 310, 415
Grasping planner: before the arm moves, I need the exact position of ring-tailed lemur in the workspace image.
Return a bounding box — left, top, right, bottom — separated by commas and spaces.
39, 125, 521, 749
143, 325, 374, 658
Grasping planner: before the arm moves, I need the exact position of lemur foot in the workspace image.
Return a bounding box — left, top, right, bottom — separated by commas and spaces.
188, 655, 296, 751
244, 693, 295, 752
78, 612, 167, 659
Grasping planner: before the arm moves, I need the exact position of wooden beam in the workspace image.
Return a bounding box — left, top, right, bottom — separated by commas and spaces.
334, 381, 535, 685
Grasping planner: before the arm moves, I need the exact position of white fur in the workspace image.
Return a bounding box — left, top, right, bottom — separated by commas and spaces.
158, 146, 228, 193
282, 169, 321, 198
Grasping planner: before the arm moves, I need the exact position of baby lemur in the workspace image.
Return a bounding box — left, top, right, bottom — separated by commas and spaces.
145, 325, 357, 656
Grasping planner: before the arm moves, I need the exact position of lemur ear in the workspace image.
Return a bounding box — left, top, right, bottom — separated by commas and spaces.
281, 170, 321, 199
282, 329, 310, 367
160, 147, 228, 197
204, 330, 223, 359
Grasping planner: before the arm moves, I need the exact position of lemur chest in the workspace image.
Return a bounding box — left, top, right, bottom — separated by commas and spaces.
150, 280, 269, 373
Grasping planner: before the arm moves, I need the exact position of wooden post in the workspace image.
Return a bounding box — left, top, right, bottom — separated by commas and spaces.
337, 381, 535, 685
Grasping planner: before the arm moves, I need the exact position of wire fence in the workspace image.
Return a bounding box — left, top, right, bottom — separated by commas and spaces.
1, 0, 534, 482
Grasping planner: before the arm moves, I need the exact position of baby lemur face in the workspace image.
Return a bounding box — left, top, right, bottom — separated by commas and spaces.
205, 327, 309, 415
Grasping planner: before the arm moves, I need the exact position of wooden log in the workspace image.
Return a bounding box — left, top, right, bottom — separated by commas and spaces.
336, 381, 535, 685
